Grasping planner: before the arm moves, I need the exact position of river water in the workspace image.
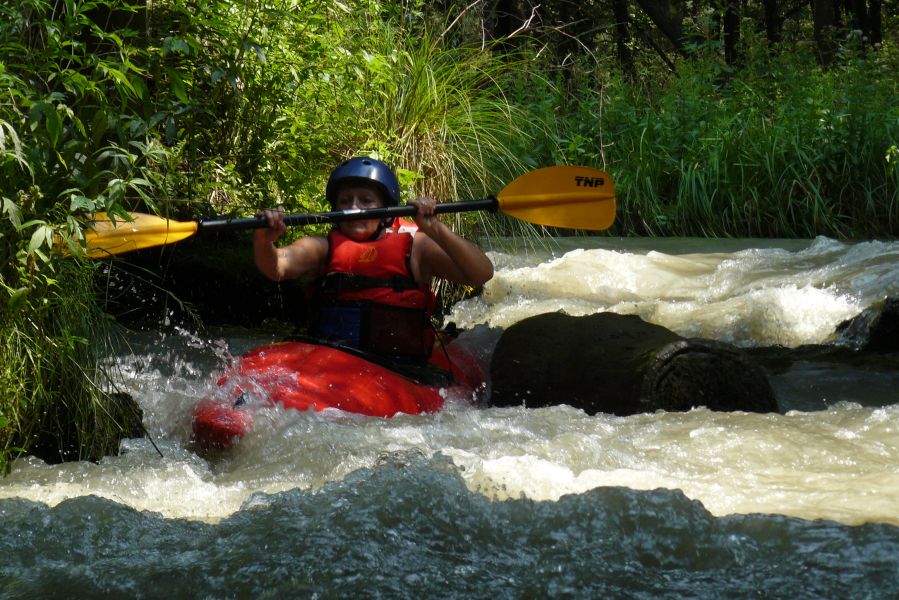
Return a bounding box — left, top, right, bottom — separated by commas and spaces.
1, 236, 897, 598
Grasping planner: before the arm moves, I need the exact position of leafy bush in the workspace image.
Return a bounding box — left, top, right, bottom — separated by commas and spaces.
0, 0, 157, 469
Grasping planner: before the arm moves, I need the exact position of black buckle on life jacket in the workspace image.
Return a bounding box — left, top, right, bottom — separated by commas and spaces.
387, 275, 418, 292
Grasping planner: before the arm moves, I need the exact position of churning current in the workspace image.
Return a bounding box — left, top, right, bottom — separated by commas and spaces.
1, 236, 897, 598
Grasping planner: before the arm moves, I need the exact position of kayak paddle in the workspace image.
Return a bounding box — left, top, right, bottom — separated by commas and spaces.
83, 165, 615, 257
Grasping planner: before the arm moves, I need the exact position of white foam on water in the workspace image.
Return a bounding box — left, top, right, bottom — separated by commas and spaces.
449, 237, 892, 347
2, 238, 897, 527
441, 404, 899, 527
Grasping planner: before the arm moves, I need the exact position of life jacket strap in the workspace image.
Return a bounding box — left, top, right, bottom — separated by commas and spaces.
318, 271, 421, 294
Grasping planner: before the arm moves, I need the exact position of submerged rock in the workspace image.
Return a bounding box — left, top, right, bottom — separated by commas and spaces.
489, 312, 777, 415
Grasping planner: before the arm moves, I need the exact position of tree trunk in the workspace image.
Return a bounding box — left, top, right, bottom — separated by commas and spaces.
845, 0, 867, 32
869, 0, 882, 45
490, 312, 778, 415
763, 0, 782, 44
635, 0, 687, 55
612, 0, 636, 77
844, 0, 883, 47
723, 0, 741, 65
812, 0, 839, 65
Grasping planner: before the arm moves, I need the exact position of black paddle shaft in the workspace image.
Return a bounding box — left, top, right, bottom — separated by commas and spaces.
197, 197, 499, 233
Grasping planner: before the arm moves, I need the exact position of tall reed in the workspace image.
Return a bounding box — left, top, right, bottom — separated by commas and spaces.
310, 17, 539, 239
543, 42, 898, 239
310, 15, 541, 305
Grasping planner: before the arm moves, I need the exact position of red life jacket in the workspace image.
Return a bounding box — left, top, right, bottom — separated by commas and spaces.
309, 228, 436, 359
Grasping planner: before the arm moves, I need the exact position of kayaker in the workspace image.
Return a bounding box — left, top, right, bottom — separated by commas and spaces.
253, 157, 494, 361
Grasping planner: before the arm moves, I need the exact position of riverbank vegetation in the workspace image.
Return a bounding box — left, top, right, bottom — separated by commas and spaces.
1, 0, 897, 469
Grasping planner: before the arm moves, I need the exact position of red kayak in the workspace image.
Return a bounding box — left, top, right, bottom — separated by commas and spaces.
191, 335, 487, 449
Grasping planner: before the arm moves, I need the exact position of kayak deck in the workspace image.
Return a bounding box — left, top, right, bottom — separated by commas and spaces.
191, 336, 486, 449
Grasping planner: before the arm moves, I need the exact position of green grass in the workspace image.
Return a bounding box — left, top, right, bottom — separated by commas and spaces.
554, 45, 899, 239
0, 261, 143, 471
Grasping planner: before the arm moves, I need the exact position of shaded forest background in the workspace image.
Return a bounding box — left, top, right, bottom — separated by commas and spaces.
0, 0, 897, 467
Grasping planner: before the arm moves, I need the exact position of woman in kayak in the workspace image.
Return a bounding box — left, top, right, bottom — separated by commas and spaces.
253, 157, 494, 362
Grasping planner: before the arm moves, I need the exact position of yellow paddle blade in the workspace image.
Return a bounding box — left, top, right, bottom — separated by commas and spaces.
497, 165, 616, 230
84, 212, 199, 257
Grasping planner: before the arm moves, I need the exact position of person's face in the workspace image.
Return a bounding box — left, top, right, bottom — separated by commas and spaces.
335, 183, 385, 240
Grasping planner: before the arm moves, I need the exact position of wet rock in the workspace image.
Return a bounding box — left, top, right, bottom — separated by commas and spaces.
640, 338, 777, 413
28, 392, 146, 464
832, 296, 899, 353
489, 312, 777, 415
97, 232, 308, 329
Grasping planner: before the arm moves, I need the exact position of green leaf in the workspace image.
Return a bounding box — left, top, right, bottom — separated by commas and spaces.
69, 112, 87, 139
69, 194, 96, 213
249, 42, 267, 65
90, 109, 109, 145
130, 75, 149, 101
210, 68, 228, 84
18, 219, 44, 231
148, 111, 168, 129
27, 102, 49, 132
31, 247, 49, 263
165, 115, 177, 145
28, 224, 53, 254
2, 198, 22, 228
0, 120, 23, 160
46, 108, 62, 147
106, 204, 134, 223
163, 36, 191, 56
167, 68, 189, 104
100, 65, 139, 98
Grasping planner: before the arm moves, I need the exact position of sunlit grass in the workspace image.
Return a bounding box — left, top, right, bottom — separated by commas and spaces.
339, 25, 531, 207
586, 48, 899, 239
330, 21, 546, 309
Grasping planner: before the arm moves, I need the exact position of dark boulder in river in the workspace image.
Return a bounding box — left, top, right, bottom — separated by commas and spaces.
832, 296, 899, 353
489, 312, 778, 415
28, 392, 146, 465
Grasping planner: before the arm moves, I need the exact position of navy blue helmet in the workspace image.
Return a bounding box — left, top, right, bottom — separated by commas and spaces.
326, 157, 401, 208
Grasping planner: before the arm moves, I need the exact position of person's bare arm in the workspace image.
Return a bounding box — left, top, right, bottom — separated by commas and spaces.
253, 208, 328, 281
408, 197, 493, 287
